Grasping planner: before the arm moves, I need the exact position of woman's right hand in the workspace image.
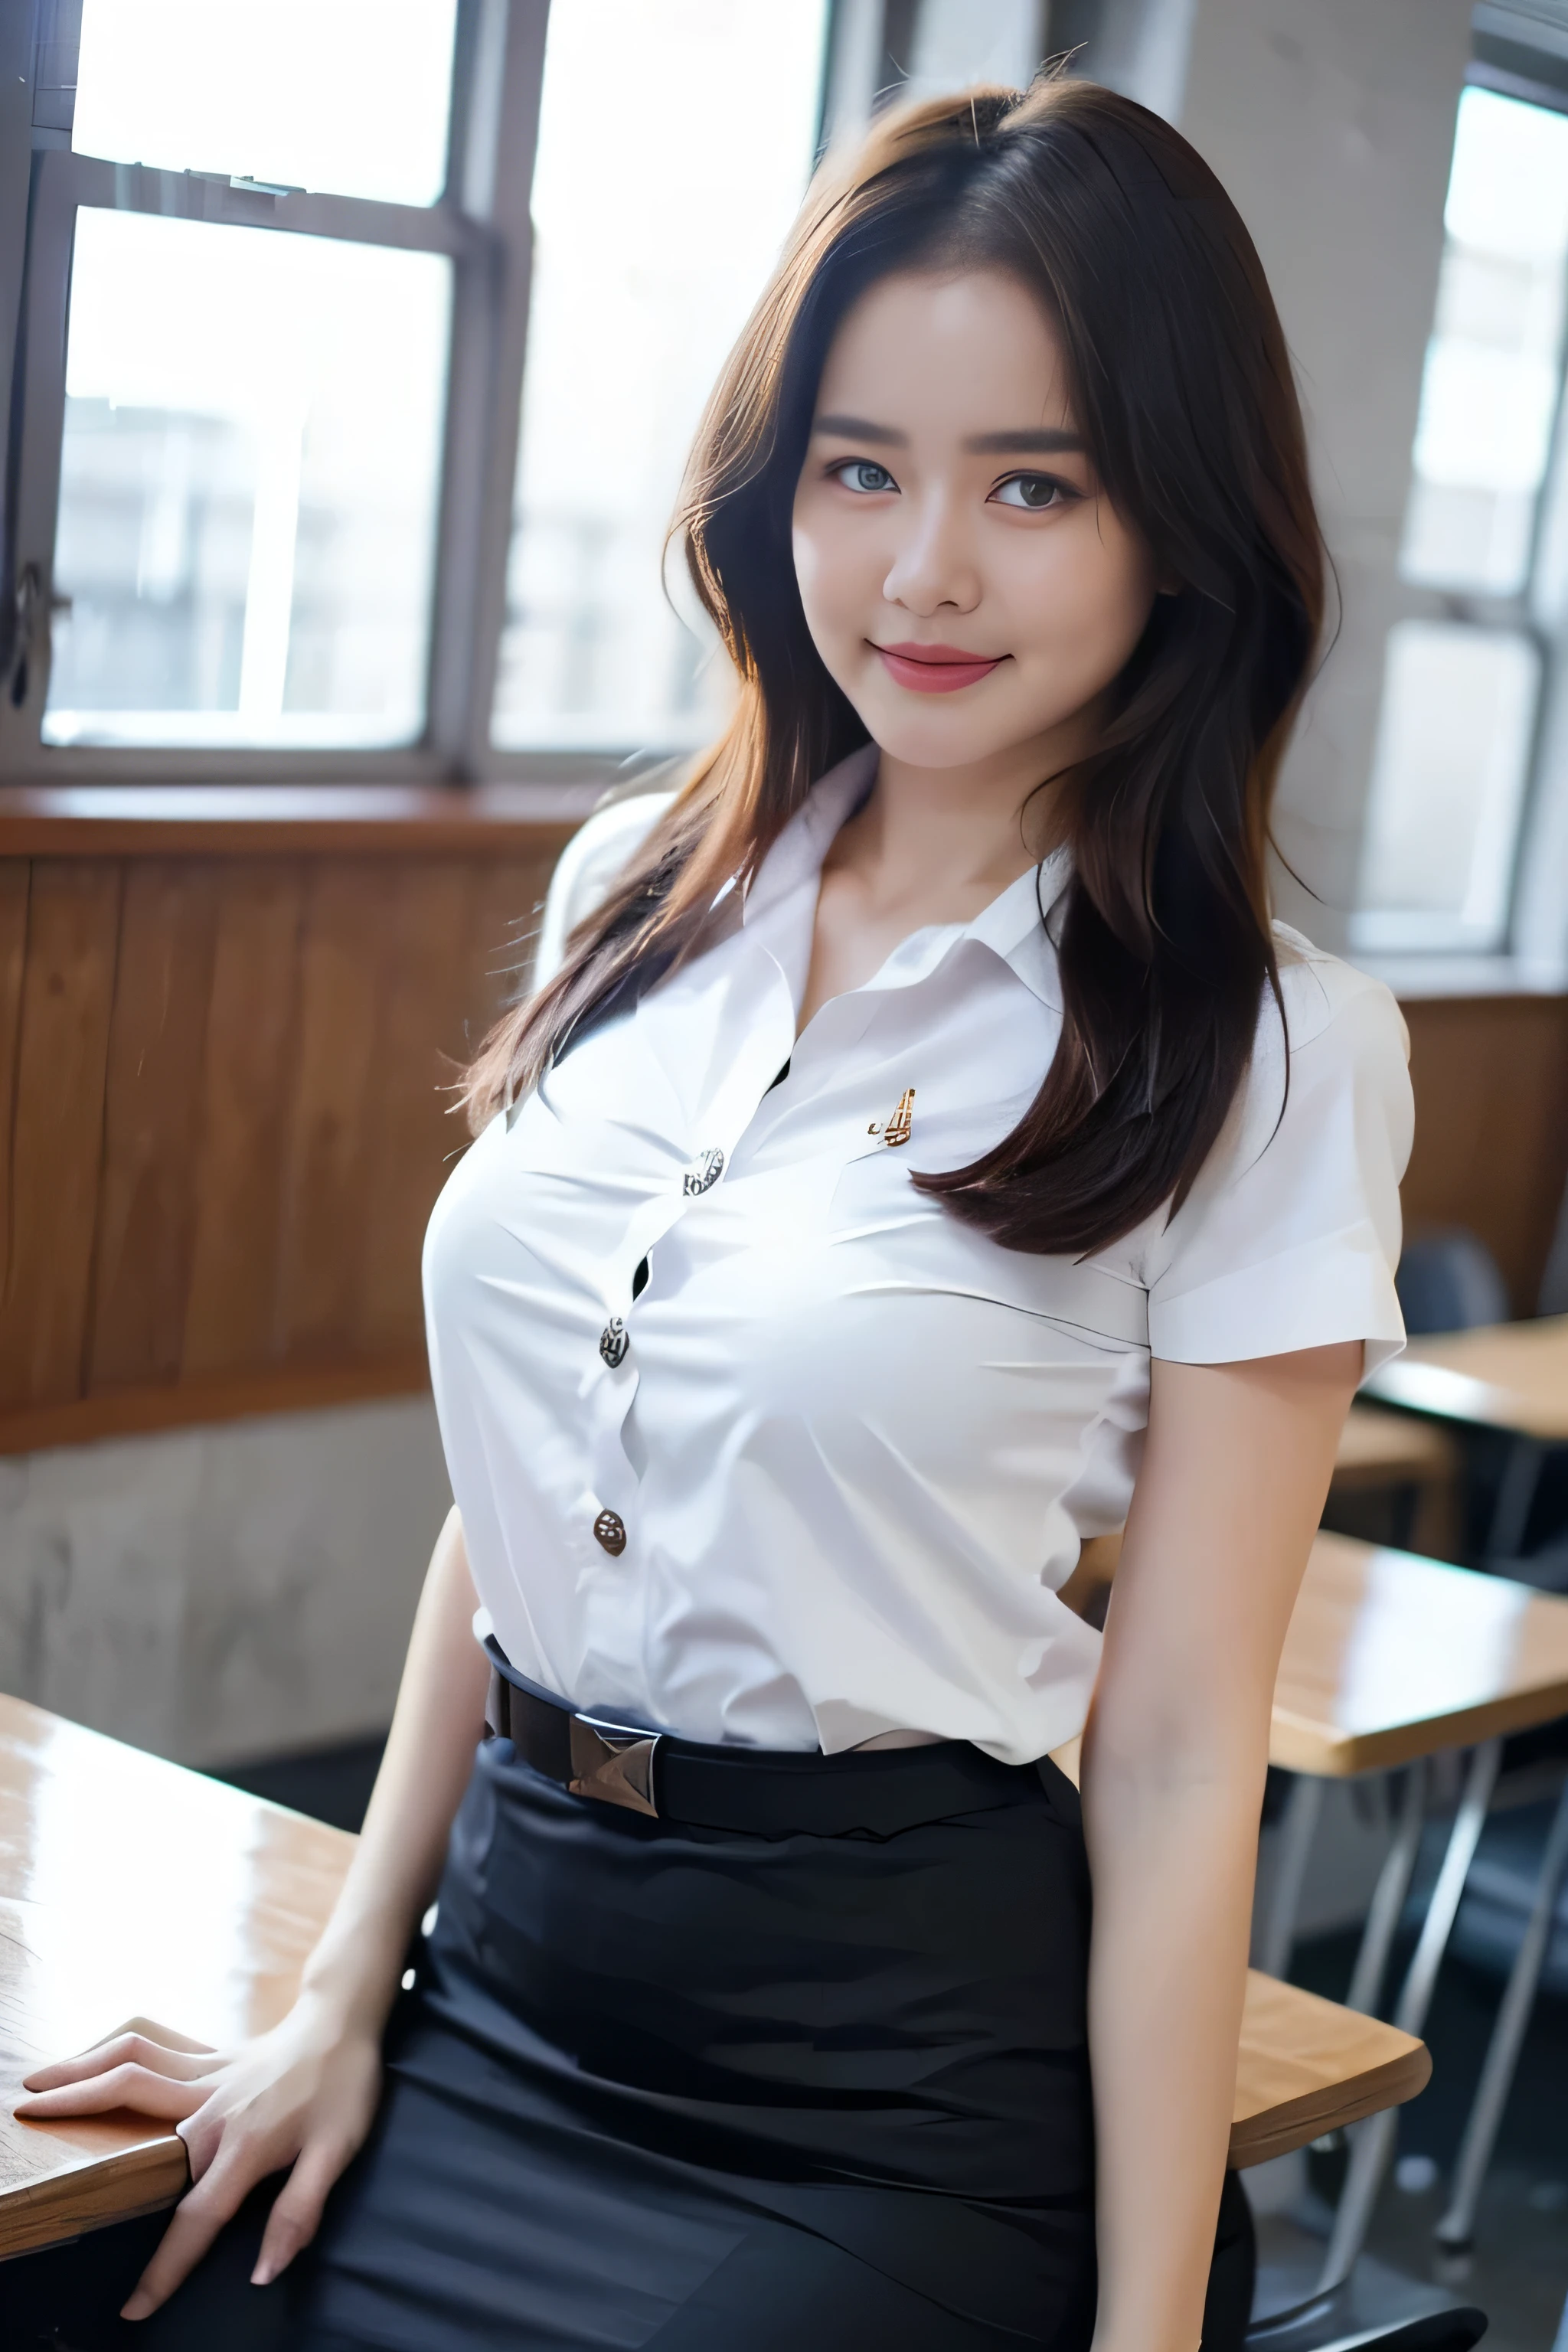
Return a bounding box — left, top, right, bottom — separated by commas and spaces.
15, 1989, 384, 2319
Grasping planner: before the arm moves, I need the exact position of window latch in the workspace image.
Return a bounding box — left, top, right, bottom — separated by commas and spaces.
7, 564, 72, 711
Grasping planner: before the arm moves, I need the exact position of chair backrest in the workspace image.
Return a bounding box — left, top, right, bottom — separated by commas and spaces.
1395, 1229, 1509, 1336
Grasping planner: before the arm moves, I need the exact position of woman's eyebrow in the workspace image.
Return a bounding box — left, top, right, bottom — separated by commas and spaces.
812, 412, 908, 445
810, 415, 1087, 456
964, 428, 1087, 455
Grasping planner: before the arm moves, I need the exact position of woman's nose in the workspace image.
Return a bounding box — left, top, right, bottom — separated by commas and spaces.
881, 493, 981, 616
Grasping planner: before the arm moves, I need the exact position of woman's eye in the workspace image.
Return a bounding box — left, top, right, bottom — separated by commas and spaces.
833, 459, 897, 494
992, 474, 1069, 510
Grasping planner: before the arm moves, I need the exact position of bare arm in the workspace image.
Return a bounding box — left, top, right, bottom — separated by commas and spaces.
18, 1504, 488, 2317
296, 1504, 488, 2031
1083, 1342, 1361, 2352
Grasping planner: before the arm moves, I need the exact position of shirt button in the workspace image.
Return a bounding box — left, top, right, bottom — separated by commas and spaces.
682, 1146, 725, 1197
599, 1317, 629, 1368
593, 1508, 627, 1556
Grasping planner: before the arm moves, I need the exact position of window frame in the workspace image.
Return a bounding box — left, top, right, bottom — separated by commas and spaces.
0, 0, 635, 790
1354, 32, 1568, 976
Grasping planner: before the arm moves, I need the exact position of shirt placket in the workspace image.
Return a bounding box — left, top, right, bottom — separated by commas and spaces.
575, 936, 799, 1573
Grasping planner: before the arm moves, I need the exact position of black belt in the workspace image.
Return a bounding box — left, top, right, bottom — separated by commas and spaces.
482, 1638, 1064, 1840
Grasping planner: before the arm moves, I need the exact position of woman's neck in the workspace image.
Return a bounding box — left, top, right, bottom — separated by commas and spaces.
836, 750, 1050, 917
797, 726, 1085, 1032
826, 701, 1093, 921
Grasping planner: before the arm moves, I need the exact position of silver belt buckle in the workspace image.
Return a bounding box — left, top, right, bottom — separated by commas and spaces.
569, 1712, 661, 1818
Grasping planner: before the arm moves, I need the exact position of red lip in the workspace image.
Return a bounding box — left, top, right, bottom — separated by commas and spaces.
873, 641, 1005, 694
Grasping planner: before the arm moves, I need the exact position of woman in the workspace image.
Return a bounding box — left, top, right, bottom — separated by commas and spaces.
20, 78, 1410, 2352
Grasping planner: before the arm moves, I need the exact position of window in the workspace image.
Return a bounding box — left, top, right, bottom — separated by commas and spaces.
70, 0, 461, 206
491, 0, 829, 755
1354, 80, 1568, 956
1, 0, 1059, 787
47, 211, 452, 749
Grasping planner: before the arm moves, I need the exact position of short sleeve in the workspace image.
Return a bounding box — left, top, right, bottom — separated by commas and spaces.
533, 790, 676, 988
1142, 947, 1413, 1376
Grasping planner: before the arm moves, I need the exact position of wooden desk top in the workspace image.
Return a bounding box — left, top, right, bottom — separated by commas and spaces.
1272, 1533, 1568, 1775
0, 1694, 352, 2258
1367, 1315, 1568, 1440
0, 1692, 1429, 2255
1230, 1972, 1428, 2168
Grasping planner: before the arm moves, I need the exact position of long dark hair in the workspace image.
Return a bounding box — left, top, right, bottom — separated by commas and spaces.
463, 77, 1325, 1256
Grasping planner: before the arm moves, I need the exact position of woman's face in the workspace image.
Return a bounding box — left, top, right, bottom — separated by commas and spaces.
792, 268, 1158, 776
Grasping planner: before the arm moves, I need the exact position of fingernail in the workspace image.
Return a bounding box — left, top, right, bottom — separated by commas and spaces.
121, 2293, 152, 2320
251, 2262, 274, 2287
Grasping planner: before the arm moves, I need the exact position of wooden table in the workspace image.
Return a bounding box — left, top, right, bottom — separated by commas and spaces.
1367, 1315, 1568, 1443
1272, 1530, 1568, 1779
1366, 1314, 1568, 1557
1264, 1534, 1568, 2291
1259, 1530, 1568, 1998
1062, 1524, 1568, 1782
0, 1694, 352, 2258
0, 1691, 1429, 2261
1057, 1524, 1568, 2281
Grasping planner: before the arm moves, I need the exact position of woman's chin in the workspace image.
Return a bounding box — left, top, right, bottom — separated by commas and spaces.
858, 706, 1034, 772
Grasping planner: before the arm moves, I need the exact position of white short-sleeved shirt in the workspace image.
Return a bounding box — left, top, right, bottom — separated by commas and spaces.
423, 746, 1413, 1764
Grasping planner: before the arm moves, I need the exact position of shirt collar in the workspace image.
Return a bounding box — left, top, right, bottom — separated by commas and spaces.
743, 745, 1070, 1013
961, 852, 1070, 1010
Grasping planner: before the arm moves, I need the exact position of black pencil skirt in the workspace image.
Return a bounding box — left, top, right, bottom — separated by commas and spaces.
289, 1732, 1253, 2352
1, 1734, 1253, 2350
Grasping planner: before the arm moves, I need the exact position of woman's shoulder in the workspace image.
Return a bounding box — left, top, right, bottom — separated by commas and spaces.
1266, 920, 1410, 1071
534, 789, 677, 988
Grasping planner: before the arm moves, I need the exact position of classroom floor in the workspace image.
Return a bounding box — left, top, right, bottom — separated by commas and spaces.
214, 1743, 1568, 2351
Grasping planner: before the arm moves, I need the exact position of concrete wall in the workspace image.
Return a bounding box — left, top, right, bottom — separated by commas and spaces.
1174, 0, 1473, 946
0, 1400, 449, 1767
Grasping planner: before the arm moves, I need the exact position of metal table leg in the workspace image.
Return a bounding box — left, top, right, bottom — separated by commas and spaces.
1486, 1436, 1546, 1561
1256, 1774, 1325, 1981
1436, 1772, 1568, 2249
1317, 1737, 1504, 2294
1344, 1763, 1427, 2017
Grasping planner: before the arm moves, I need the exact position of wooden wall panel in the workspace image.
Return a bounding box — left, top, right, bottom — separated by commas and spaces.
181, 862, 306, 1379
86, 862, 219, 1391
0, 816, 572, 1455
1400, 995, 1568, 1315
466, 857, 550, 1035
352, 862, 473, 1361
0, 862, 121, 1409
0, 864, 29, 1308
274, 864, 399, 1364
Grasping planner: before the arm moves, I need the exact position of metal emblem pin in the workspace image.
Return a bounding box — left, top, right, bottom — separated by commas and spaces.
869, 1087, 915, 1148
682, 1146, 725, 1197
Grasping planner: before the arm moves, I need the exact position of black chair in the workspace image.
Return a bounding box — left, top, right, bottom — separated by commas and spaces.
1395, 1230, 1509, 1338
1246, 2285, 1487, 2352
